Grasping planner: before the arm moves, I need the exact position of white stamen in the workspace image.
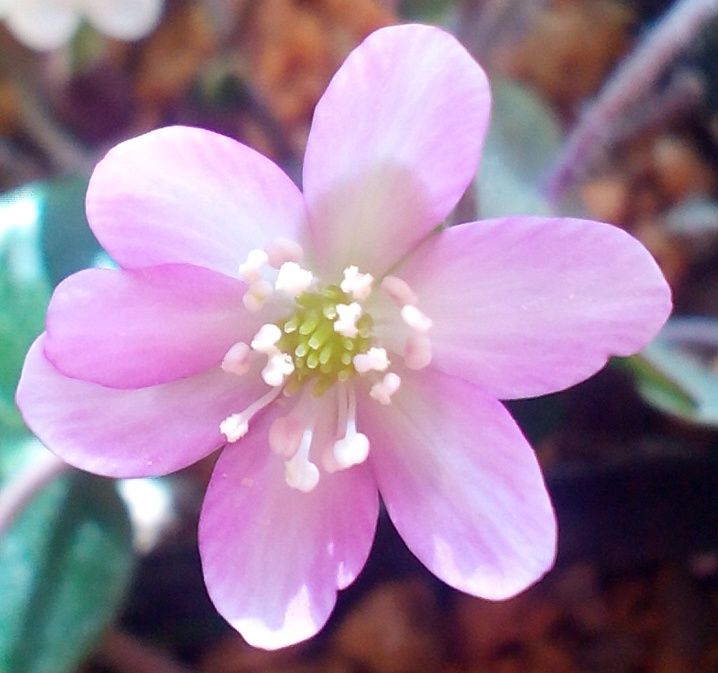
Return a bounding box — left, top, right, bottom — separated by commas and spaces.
334, 302, 362, 338
275, 261, 314, 297
332, 385, 370, 469
242, 279, 273, 312
238, 248, 269, 282
284, 429, 319, 493
370, 372, 402, 405
268, 415, 304, 457
404, 334, 432, 370
333, 432, 370, 469
341, 265, 374, 301
221, 341, 251, 375
219, 386, 282, 443
381, 275, 418, 306
353, 347, 390, 374
262, 352, 295, 387
265, 238, 304, 268
251, 323, 282, 353
401, 304, 433, 332
219, 414, 249, 443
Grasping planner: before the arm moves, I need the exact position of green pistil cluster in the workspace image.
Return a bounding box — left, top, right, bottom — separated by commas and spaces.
278, 285, 372, 396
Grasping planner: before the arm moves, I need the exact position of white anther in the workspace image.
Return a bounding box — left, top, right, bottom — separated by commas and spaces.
275, 261, 314, 297
262, 352, 295, 387
404, 334, 432, 370
219, 414, 249, 443
268, 416, 304, 457
285, 455, 320, 492
265, 238, 304, 268
284, 429, 319, 493
381, 275, 418, 306
353, 347, 390, 374
401, 304, 433, 332
221, 341, 251, 376
251, 323, 282, 354
242, 279, 273, 312
238, 248, 269, 282
330, 384, 369, 470
341, 265, 374, 301
333, 432, 370, 469
334, 302, 362, 338
370, 372, 402, 405
218, 386, 282, 444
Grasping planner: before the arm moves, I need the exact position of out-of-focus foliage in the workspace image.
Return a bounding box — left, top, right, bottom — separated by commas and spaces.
633, 318, 718, 426
476, 77, 560, 217
0, 187, 51, 434
0, 467, 134, 673
0, 182, 133, 673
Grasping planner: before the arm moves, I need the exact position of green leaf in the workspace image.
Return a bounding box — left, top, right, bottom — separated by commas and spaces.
476, 78, 561, 218
399, 0, 454, 22
616, 353, 698, 419
0, 177, 100, 433
0, 459, 134, 673
0, 180, 133, 673
0, 187, 51, 432
624, 317, 718, 426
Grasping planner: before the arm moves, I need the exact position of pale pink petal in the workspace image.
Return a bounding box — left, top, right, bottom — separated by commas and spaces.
302, 24, 490, 277
199, 402, 378, 649
4, 0, 80, 50
44, 264, 259, 389
16, 337, 267, 477
87, 126, 307, 276
359, 367, 556, 600
388, 216, 672, 399
84, 0, 163, 40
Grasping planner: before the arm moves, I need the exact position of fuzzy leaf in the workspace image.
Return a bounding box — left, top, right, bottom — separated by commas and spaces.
0, 457, 134, 673
476, 77, 561, 218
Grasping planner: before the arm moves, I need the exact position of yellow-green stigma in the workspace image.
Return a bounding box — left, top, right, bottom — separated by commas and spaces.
277, 285, 373, 396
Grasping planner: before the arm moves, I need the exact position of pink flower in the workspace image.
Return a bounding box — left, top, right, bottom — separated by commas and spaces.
16, 25, 671, 649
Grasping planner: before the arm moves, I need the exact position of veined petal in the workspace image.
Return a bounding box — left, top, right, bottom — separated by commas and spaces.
360, 367, 556, 600
84, 0, 163, 40
302, 24, 490, 277
16, 337, 267, 477
389, 216, 672, 399
4, 0, 80, 50
44, 264, 258, 389
199, 402, 378, 649
87, 126, 307, 276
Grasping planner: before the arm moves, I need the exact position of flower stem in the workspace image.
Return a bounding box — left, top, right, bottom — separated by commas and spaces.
544, 0, 718, 203
0, 450, 69, 536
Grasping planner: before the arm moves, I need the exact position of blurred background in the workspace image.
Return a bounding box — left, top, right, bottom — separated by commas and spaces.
2, 1, 718, 672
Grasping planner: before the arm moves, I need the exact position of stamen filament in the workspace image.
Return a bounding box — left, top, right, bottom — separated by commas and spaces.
219, 386, 283, 443
332, 385, 370, 469
284, 428, 320, 492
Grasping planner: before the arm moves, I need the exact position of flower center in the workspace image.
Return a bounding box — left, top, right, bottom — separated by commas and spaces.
217, 240, 434, 492
276, 285, 373, 396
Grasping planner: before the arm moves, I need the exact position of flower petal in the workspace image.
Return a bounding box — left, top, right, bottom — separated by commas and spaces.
16, 336, 267, 477
44, 264, 258, 389
359, 367, 556, 600
4, 0, 80, 50
199, 402, 378, 649
84, 0, 163, 40
302, 24, 490, 276
389, 216, 672, 399
87, 126, 307, 276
